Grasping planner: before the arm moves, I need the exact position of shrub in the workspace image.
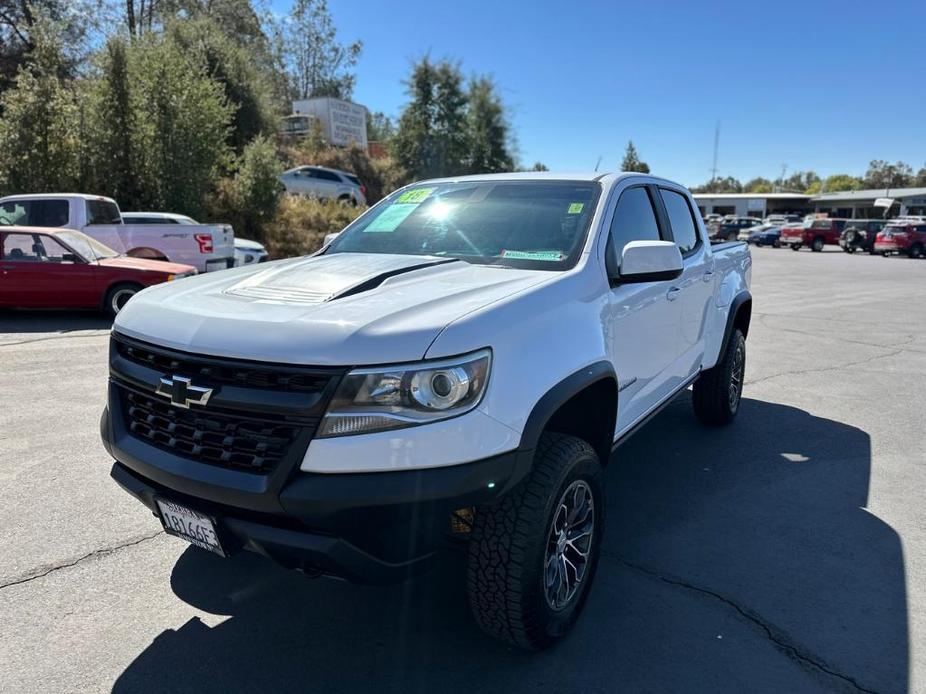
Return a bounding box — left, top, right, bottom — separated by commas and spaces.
207, 135, 284, 242
263, 195, 364, 258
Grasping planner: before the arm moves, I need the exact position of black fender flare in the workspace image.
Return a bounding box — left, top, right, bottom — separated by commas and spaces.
718, 290, 752, 360
518, 360, 618, 455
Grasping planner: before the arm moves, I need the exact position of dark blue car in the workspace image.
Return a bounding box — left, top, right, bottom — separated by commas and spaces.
748, 225, 782, 247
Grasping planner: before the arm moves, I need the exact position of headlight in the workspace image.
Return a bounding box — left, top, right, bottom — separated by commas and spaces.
317, 349, 491, 438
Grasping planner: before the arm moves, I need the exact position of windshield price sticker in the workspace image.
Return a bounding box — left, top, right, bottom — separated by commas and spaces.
397, 188, 434, 204
364, 203, 419, 232
567, 202, 584, 214
501, 249, 565, 261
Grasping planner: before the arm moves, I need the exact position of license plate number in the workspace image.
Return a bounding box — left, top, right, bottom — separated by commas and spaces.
156, 498, 224, 556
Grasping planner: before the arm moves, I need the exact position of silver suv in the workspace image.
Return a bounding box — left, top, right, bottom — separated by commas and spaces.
279, 165, 367, 205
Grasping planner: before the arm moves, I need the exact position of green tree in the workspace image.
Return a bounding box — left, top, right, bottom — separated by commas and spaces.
0, 23, 80, 193
284, 0, 362, 99
83, 38, 141, 203
914, 166, 926, 187
822, 174, 863, 193
167, 17, 276, 152
691, 176, 742, 194
393, 58, 469, 180
367, 110, 395, 143
529, 162, 549, 171
780, 170, 820, 192
863, 160, 913, 189
465, 76, 513, 174
744, 177, 774, 193
128, 32, 234, 217
620, 141, 649, 173
209, 135, 284, 241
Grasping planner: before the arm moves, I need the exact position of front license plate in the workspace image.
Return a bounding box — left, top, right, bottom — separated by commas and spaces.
156, 498, 225, 556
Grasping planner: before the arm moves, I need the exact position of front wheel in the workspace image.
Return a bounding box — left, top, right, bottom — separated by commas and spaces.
909, 243, 924, 259
467, 433, 604, 650
811, 237, 825, 252
693, 328, 745, 426
104, 283, 142, 319
791, 244, 801, 251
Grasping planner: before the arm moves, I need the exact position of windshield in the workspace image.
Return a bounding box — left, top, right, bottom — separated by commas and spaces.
55, 230, 120, 260
326, 181, 602, 270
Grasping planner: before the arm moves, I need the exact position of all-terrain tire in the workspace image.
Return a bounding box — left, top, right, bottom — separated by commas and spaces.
693, 328, 746, 426
467, 433, 604, 650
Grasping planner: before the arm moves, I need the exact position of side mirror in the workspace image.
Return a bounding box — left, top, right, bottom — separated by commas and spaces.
613, 240, 683, 284
62, 253, 80, 264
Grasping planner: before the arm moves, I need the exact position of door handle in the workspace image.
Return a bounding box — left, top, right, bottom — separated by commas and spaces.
702, 270, 715, 282
666, 287, 682, 301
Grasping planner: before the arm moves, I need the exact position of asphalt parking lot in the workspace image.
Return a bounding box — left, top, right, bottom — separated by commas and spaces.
1, 247, 924, 693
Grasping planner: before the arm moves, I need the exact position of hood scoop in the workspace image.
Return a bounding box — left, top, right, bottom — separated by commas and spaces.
224, 253, 459, 305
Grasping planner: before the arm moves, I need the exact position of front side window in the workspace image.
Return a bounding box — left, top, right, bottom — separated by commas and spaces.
327, 181, 601, 271
2, 233, 39, 261
607, 186, 662, 264
315, 169, 342, 182
659, 188, 699, 255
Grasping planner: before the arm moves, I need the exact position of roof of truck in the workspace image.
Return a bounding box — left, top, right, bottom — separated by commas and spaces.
0, 193, 117, 202
413, 172, 684, 187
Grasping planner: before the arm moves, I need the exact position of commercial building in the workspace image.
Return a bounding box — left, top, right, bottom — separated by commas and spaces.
810, 188, 926, 218
692, 193, 811, 219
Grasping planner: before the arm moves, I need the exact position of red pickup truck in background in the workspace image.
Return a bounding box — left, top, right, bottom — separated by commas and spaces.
780, 218, 849, 252
874, 221, 926, 258
0, 226, 195, 317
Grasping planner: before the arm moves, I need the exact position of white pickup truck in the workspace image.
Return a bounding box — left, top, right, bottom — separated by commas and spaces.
101, 173, 752, 650
0, 194, 235, 273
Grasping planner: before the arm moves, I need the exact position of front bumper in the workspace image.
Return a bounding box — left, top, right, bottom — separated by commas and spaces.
204, 256, 235, 272
103, 404, 530, 583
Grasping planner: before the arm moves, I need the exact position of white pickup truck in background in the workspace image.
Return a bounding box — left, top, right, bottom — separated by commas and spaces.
0, 194, 235, 273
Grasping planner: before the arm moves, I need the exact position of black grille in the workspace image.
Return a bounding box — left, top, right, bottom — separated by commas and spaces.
114, 338, 332, 393
121, 389, 307, 474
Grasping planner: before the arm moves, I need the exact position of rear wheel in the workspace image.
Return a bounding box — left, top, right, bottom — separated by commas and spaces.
791, 244, 801, 251
693, 329, 745, 426
104, 283, 142, 319
811, 237, 825, 252
467, 433, 604, 650
909, 243, 924, 259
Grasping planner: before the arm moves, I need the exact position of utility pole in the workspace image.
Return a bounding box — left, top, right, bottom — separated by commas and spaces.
709, 121, 720, 186
776, 163, 788, 192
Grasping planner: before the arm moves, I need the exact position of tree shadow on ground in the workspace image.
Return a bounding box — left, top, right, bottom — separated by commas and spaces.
114, 396, 906, 694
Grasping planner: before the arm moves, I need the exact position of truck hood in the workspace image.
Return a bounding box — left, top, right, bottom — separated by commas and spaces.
114, 252, 553, 365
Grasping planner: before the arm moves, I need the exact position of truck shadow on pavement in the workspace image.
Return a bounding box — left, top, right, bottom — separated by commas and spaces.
0, 309, 111, 335
113, 396, 907, 694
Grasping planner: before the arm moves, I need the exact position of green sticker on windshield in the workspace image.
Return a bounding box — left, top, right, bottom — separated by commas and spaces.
364, 203, 418, 232
567, 202, 584, 214
397, 188, 433, 204
501, 250, 565, 261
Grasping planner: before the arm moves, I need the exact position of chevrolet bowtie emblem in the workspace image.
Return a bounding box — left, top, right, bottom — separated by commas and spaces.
155, 375, 213, 409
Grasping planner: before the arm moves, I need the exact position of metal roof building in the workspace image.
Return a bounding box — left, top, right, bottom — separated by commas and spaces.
810, 188, 926, 217
692, 193, 811, 218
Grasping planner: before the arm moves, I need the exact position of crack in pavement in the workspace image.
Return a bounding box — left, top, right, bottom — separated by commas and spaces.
605, 553, 879, 694
745, 348, 906, 386
0, 531, 163, 591
755, 314, 923, 354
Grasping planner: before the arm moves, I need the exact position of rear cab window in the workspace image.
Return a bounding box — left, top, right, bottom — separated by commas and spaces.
658, 188, 701, 256
86, 200, 122, 225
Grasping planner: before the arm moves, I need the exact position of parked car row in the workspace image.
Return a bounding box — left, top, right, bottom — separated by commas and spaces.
0, 193, 270, 317
719, 212, 926, 259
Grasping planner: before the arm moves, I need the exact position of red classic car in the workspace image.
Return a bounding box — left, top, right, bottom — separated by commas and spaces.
0, 226, 196, 317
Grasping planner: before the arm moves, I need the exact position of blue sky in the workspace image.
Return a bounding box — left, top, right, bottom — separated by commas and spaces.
274, 0, 924, 187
